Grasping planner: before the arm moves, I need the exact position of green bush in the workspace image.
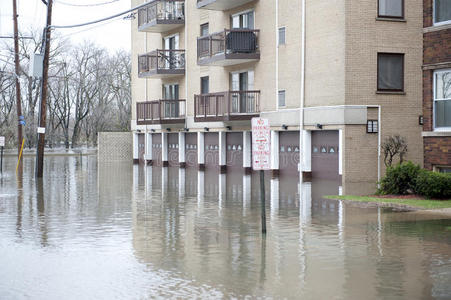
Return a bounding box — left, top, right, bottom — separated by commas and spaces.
378, 162, 421, 195
416, 170, 451, 199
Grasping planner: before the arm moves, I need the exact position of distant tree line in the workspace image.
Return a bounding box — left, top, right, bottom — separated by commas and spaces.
0, 29, 131, 149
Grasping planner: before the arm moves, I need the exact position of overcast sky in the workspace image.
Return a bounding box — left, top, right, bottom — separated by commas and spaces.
0, 0, 131, 52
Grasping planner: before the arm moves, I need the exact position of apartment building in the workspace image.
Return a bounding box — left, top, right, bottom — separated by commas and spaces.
422, 0, 451, 173
130, 0, 424, 195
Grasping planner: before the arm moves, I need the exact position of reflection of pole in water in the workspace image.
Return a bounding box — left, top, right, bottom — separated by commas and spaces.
377, 207, 383, 256
145, 166, 153, 200
299, 181, 312, 224
270, 177, 279, 217
197, 170, 204, 211
243, 174, 251, 216
162, 167, 168, 197
178, 168, 185, 199
16, 173, 23, 238
133, 164, 140, 190
259, 234, 267, 286
36, 178, 48, 247
219, 173, 226, 209
338, 200, 345, 247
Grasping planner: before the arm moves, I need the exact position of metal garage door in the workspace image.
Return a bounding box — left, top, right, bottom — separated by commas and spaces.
311, 130, 339, 180
204, 132, 219, 169
152, 133, 162, 167
226, 132, 243, 170
279, 131, 300, 174
168, 133, 179, 167
185, 133, 198, 167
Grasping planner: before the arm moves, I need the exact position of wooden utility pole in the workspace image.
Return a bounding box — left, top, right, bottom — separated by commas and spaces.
35, 0, 53, 178
12, 0, 23, 172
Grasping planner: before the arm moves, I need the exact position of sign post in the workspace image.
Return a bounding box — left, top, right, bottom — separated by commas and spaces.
0, 136, 5, 174
252, 118, 271, 235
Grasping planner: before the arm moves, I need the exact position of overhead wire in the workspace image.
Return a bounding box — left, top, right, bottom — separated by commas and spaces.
50, 1, 149, 29
54, 0, 120, 7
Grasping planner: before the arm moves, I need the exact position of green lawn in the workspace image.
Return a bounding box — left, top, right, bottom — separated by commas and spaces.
324, 195, 451, 210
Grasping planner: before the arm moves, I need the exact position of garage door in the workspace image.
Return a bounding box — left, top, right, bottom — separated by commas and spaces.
185, 133, 198, 167
311, 130, 339, 180
204, 132, 219, 170
279, 131, 300, 174
226, 132, 243, 170
152, 133, 162, 167
168, 133, 179, 167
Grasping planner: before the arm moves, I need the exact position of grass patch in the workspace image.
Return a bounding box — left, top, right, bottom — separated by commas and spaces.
324, 195, 451, 210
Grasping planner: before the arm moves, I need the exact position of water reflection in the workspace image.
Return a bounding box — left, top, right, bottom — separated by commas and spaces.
0, 157, 450, 299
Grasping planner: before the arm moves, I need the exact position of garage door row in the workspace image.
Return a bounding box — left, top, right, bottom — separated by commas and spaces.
137, 131, 339, 179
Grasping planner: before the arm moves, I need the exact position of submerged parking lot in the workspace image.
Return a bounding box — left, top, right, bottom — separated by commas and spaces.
0, 156, 450, 299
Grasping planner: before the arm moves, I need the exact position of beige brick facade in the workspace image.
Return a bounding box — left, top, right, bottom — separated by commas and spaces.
130, 0, 424, 195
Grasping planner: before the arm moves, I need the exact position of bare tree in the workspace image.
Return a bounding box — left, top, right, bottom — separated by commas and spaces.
382, 135, 408, 167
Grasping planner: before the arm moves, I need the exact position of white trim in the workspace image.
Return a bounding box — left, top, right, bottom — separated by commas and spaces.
433, 0, 451, 26
433, 68, 451, 130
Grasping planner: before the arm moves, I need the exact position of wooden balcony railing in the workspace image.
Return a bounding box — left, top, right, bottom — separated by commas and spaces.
138, 49, 185, 76
197, 29, 259, 61
194, 90, 260, 122
137, 99, 186, 125
138, 0, 185, 27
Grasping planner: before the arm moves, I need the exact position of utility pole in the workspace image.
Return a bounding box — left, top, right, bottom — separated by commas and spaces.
35, 0, 53, 178
12, 0, 23, 172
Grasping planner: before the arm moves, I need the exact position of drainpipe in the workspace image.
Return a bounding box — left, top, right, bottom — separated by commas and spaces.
275, 0, 279, 110
299, 0, 306, 175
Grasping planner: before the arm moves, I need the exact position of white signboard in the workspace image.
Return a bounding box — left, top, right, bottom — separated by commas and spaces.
37, 127, 46, 134
252, 118, 271, 170
0, 136, 4, 147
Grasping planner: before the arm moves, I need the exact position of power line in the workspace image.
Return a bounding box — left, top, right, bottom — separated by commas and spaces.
54, 0, 120, 7
50, 1, 149, 29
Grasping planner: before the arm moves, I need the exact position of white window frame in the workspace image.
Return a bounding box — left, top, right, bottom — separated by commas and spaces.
433, 0, 451, 26
278, 90, 286, 108
433, 68, 451, 131
278, 26, 286, 46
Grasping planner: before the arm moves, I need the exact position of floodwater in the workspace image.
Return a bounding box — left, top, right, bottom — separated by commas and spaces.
0, 156, 451, 299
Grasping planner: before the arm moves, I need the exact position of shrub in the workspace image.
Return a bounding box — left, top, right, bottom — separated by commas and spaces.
378, 162, 421, 195
416, 170, 451, 199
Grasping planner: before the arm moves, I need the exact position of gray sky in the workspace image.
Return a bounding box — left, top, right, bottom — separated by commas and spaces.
0, 0, 131, 51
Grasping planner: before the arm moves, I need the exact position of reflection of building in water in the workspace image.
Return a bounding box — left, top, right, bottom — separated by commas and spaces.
131, 166, 451, 298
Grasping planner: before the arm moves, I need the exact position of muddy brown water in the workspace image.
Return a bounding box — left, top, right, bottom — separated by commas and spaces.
0, 156, 450, 299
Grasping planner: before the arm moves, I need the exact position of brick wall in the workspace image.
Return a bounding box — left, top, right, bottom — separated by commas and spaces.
424, 137, 451, 169
423, 70, 433, 131
424, 0, 433, 27
98, 132, 132, 163
424, 28, 451, 65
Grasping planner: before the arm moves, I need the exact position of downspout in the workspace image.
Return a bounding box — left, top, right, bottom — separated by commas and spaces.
299, 0, 306, 174
275, 0, 279, 110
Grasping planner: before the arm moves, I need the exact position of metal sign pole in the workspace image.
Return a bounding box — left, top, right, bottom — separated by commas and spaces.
0, 146, 3, 174
260, 169, 266, 234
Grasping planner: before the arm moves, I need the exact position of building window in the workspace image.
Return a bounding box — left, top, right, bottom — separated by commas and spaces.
231, 10, 255, 29
434, 69, 451, 129
378, 0, 404, 18
278, 90, 286, 107
434, 0, 451, 25
377, 53, 404, 92
278, 27, 286, 45
367, 120, 379, 133
437, 166, 451, 173
200, 23, 209, 37
201, 76, 209, 94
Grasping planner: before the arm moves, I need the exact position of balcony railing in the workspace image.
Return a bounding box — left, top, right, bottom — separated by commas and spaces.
138, 50, 185, 78
197, 29, 260, 66
137, 100, 186, 125
138, 0, 185, 32
194, 90, 260, 122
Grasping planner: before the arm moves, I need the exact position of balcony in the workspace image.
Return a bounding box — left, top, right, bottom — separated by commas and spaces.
138, 50, 185, 78
137, 100, 186, 125
194, 90, 260, 122
137, 0, 185, 33
197, 29, 260, 66
196, 0, 255, 10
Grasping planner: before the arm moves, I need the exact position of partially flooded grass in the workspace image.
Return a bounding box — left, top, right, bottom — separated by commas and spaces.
325, 195, 451, 210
